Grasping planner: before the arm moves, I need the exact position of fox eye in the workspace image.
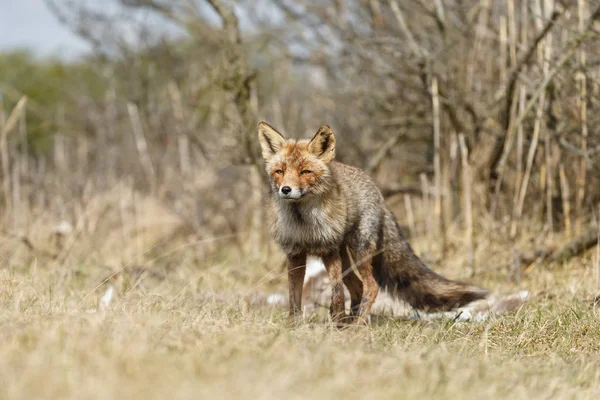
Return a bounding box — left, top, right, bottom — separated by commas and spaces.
274, 169, 284, 175
300, 170, 312, 175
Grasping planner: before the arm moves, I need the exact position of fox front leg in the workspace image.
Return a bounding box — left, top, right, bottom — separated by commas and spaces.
287, 254, 307, 318
322, 252, 346, 323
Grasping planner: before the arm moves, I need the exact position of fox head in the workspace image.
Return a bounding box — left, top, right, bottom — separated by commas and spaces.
258, 121, 336, 201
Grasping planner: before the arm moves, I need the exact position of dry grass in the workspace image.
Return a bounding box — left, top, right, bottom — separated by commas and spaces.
1, 188, 600, 400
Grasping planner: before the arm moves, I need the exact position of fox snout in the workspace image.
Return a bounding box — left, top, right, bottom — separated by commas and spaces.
278, 185, 304, 200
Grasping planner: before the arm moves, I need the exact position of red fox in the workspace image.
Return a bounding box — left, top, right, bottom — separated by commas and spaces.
258, 121, 488, 324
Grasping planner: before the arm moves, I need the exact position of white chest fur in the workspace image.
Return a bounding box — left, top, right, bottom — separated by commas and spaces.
273, 201, 346, 250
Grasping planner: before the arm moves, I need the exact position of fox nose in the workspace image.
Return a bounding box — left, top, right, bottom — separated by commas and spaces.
281, 186, 292, 195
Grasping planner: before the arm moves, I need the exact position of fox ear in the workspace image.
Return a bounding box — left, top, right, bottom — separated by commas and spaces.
258, 121, 286, 159
308, 125, 336, 163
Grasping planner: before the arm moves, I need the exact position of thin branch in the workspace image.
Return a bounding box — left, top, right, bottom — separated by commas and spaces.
366, 131, 407, 174
206, 0, 242, 45
388, 0, 427, 58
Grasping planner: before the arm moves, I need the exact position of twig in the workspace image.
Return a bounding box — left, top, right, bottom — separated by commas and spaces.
513, 86, 526, 210
420, 173, 433, 254
458, 134, 474, 274
365, 130, 407, 175
380, 184, 423, 198
576, 0, 589, 235
500, 16, 508, 84
559, 164, 571, 237
388, 0, 427, 57
432, 77, 442, 237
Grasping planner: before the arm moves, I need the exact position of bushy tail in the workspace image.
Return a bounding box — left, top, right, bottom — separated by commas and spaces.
373, 210, 489, 312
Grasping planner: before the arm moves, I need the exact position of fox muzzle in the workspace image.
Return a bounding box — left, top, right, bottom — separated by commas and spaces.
278, 186, 304, 200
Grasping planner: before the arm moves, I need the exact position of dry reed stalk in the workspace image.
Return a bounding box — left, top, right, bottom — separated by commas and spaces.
54, 105, 68, 174
576, 0, 588, 235
420, 173, 433, 253
507, 0, 520, 211
449, 133, 459, 219
388, 0, 424, 57
513, 86, 526, 208
467, 0, 490, 90
596, 204, 600, 291
17, 104, 28, 227
368, 0, 383, 29
442, 151, 452, 244
533, 0, 544, 58
458, 134, 474, 273
500, 16, 508, 84
167, 81, 191, 176
103, 82, 117, 180
1, 96, 27, 219
247, 167, 263, 259
433, 0, 445, 25
507, 0, 517, 66
540, 163, 547, 202
521, 0, 529, 47
77, 137, 88, 177
131, 185, 143, 260
53, 134, 66, 173
491, 87, 520, 215
272, 96, 286, 135
543, 0, 555, 235
11, 162, 20, 229
0, 94, 6, 220
431, 77, 442, 237
288, 103, 301, 138
118, 193, 130, 266
19, 104, 28, 177
404, 194, 417, 242
559, 164, 571, 238
127, 102, 156, 192
35, 156, 46, 211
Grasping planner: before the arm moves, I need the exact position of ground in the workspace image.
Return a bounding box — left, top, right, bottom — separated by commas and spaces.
1, 207, 600, 399
1, 282, 599, 399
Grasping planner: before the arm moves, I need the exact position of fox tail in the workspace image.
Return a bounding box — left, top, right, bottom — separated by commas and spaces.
373, 210, 489, 312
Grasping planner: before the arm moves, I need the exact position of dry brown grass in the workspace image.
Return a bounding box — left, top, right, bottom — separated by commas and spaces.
1, 186, 600, 400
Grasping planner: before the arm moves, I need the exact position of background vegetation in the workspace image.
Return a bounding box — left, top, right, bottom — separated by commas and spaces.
1, 0, 600, 398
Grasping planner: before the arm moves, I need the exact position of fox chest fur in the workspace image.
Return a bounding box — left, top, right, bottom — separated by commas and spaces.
269, 197, 349, 257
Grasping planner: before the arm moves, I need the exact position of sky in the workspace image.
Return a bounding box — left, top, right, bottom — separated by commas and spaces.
0, 0, 91, 58
0, 0, 280, 59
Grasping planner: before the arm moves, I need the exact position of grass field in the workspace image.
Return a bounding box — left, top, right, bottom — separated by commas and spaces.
1, 199, 600, 399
